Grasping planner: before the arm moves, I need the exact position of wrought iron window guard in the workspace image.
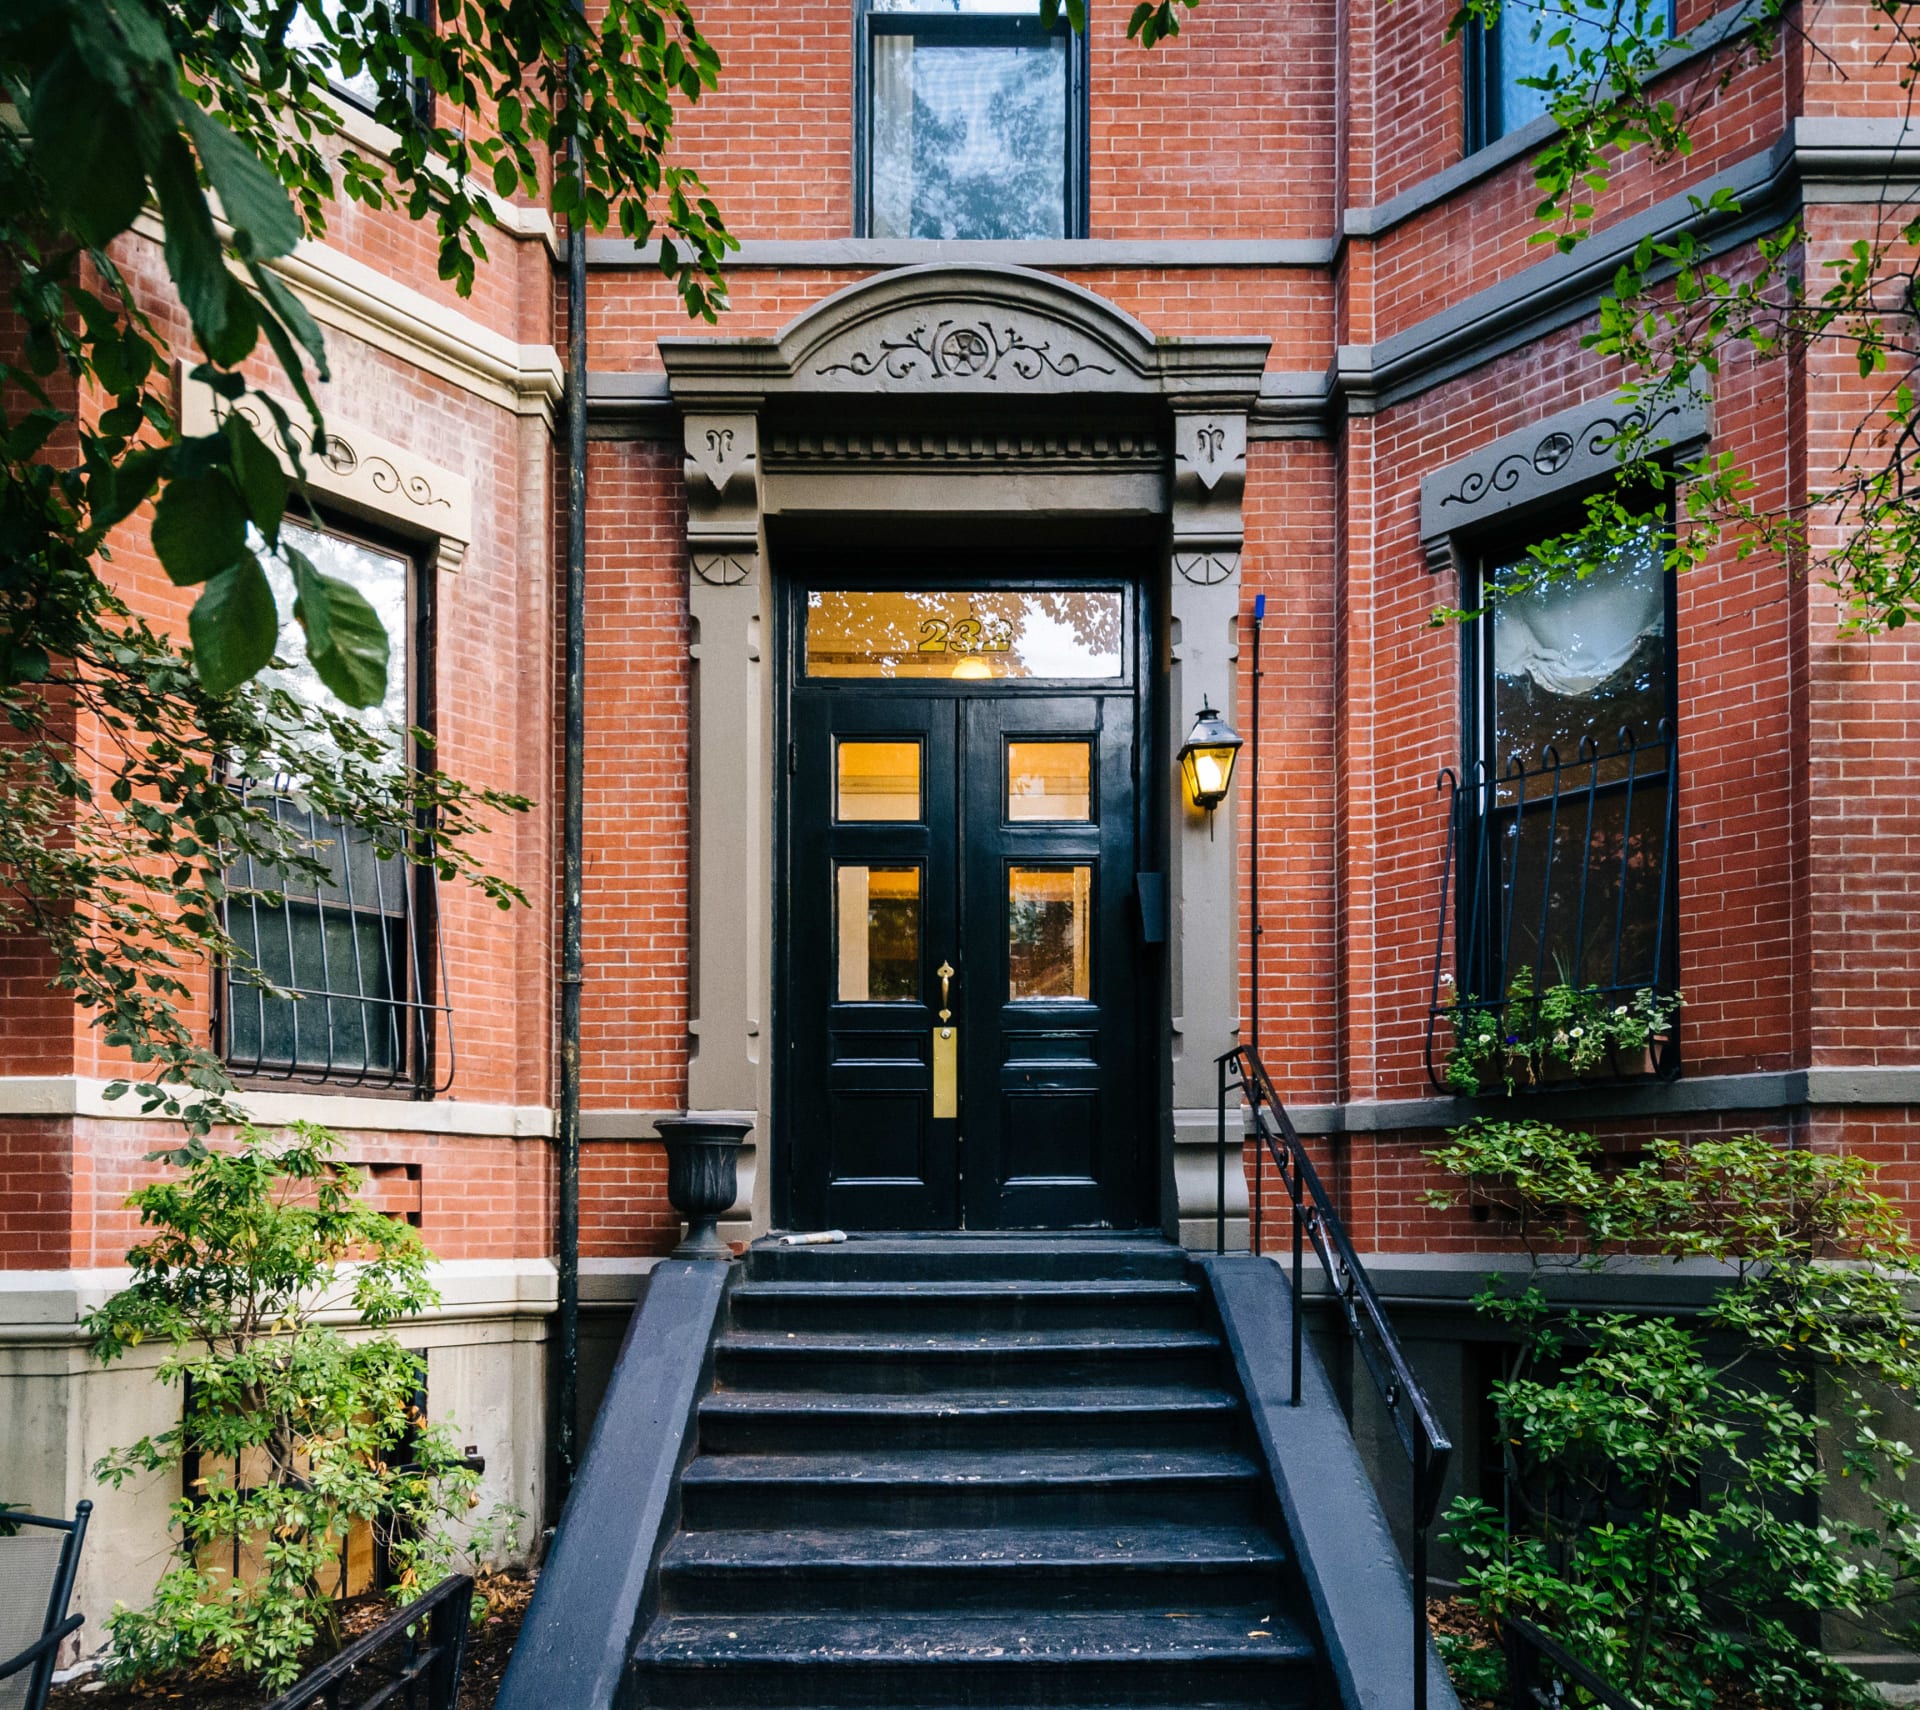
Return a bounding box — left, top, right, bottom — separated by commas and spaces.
1425, 726, 1680, 1095
219, 780, 454, 1094
1216, 1046, 1454, 1710
262, 1572, 472, 1710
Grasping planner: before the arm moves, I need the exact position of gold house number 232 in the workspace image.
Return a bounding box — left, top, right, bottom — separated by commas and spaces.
917, 616, 1012, 655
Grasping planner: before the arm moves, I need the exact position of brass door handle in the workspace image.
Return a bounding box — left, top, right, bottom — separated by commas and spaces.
933, 961, 957, 1118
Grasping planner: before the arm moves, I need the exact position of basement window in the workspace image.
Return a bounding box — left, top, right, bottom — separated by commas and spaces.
857, 0, 1089, 239
219, 518, 452, 1095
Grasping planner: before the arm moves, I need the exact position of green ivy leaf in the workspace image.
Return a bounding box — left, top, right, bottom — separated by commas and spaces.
27, 49, 147, 247
175, 95, 303, 263
150, 465, 246, 586
149, 131, 233, 350
188, 553, 279, 696
225, 412, 289, 544
287, 547, 389, 710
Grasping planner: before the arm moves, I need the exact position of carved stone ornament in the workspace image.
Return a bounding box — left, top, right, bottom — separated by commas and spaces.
1418, 384, 1711, 559
686, 416, 758, 500
179, 377, 473, 568
1173, 415, 1247, 493
812, 313, 1117, 387
692, 553, 752, 587
682, 412, 760, 590
1174, 551, 1238, 587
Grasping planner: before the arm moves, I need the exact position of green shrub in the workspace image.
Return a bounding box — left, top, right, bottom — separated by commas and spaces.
1427, 1123, 1920, 1708
88, 1125, 480, 1689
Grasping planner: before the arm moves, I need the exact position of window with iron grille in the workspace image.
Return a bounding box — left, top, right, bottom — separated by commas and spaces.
1464, 0, 1674, 152
219, 518, 452, 1094
1430, 510, 1681, 1083
855, 0, 1089, 239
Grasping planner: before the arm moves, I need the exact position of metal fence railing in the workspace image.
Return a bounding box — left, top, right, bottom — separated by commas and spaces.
262, 1572, 472, 1710
1217, 1046, 1453, 1710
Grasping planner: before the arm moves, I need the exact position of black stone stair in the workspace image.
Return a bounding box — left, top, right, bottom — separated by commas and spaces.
627, 1236, 1327, 1709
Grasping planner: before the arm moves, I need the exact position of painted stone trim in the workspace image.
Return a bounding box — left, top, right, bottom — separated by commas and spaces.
763, 428, 1162, 468
180, 380, 474, 573
1417, 384, 1710, 563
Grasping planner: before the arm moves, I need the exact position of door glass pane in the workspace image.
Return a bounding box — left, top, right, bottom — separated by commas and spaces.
837, 740, 922, 821
1007, 741, 1091, 821
806, 589, 1123, 680
837, 866, 921, 1001
1008, 865, 1091, 1000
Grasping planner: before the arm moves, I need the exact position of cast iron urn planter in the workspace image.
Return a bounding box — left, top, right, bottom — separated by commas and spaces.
656, 1115, 752, 1259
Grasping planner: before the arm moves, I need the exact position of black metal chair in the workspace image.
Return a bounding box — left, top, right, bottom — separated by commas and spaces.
0, 1500, 92, 1710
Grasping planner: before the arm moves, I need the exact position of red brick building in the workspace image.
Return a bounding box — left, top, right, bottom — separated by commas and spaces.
4, 0, 1918, 1652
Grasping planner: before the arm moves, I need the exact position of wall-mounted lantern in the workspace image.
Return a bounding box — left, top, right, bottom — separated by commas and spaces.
1178, 702, 1243, 813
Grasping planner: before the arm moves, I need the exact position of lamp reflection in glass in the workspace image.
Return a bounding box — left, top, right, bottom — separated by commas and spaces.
1178, 702, 1243, 813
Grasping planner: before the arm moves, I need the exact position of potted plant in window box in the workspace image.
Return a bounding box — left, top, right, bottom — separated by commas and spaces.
1442, 969, 1681, 1095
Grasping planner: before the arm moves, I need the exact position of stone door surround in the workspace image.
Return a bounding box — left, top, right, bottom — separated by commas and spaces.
658, 265, 1270, 1244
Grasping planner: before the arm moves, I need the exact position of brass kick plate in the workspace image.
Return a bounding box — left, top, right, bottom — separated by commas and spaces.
932, 1025, 957, 1119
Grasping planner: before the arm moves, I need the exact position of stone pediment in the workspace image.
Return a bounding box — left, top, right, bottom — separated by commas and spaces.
661, 265, 1267, 406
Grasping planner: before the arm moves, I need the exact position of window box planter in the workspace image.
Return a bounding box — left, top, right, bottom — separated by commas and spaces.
1435, 979, 1681, 1097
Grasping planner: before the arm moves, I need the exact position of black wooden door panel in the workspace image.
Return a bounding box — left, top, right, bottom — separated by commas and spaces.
790, 694, 960, 1230
960, 694, 1138, 1228
785, 585, 1147, 1232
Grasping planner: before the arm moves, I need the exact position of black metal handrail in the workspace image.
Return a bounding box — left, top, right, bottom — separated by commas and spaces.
1425, 726, 1680, 1092
262, 1572, 472, 1710
1502, 1614, 1639, 1709
1216, 1046, 1453, 1710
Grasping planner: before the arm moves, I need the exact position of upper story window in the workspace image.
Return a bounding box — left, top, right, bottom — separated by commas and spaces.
856, 0, 1089, 239
1453, 513, 1679, 1022
221, 518, 451, 1094
1467, 0, 1674, 150
283, 0, 431, 116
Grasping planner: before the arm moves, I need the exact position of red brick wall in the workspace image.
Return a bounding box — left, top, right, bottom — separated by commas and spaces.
6, 0, 1920, 1284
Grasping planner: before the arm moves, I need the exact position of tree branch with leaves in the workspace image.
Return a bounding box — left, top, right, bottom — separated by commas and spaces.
1, 0, 734, 1129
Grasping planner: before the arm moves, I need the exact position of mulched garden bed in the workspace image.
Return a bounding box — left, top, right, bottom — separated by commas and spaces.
46, 1572, 535, 1710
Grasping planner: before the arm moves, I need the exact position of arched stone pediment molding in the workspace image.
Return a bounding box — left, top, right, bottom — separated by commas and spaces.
660, 264, 1267, 404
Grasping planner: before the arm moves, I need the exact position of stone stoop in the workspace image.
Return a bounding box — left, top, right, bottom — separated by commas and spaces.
625, 1235, 1324, 1710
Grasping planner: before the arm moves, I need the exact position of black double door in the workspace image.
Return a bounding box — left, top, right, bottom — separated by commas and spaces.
786, 686, 1147, 1230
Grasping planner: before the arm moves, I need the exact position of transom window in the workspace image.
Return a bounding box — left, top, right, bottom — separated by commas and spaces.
220, 518, 451, 1093
1467, 0, 1674, 150
856, 0, 1088, 239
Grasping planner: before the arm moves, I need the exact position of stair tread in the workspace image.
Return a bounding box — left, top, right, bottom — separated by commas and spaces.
730, 1279, 1200, 1299
700, 1386, 1239, 1416
718, 1329, 1218, 1355
663, 1523, 1286, 1571
636, 1608, 1315, 1666
681, 1448, 1260, 1486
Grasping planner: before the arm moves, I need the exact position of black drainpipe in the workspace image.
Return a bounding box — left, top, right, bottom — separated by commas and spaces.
1249, 592, 1263, 1062
554, 34, 588, 1509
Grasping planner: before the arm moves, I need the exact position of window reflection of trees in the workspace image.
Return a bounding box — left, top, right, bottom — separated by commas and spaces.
805, 590, 1122, 679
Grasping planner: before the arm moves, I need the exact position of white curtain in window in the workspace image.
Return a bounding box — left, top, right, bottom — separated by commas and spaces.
1493, 550, 1663, 697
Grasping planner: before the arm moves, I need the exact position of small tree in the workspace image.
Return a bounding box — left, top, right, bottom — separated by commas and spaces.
87, 1125, 481, 1690
1427, 1120, 1920, 1708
